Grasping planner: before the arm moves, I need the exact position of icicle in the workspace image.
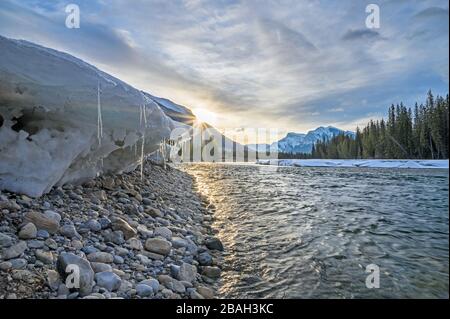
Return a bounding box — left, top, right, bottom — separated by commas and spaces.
139, 102, 147, 180
97, 82, 103, 145
140, 134, 145, 180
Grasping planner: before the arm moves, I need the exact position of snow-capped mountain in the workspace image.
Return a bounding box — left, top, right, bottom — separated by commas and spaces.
249, 126, 355, 154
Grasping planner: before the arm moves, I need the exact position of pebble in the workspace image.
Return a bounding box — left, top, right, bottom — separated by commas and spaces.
24, 211, 60, 234
198, 252, 213, 266
202, 266, 221, 279
59, 224, 81, 239
205, 237, 224, 251
177, 262, 197, 283
36, 229, 50, 239
136, 283, 153, 297
95, 271, 122, 292
139, 278, 159, 292
91, 262, 113, 273
111, 218, 137, 240
18, 223, 37, 239
35, 249, 54, 264
10, 258, 27, 269
0, 232, 13, 248
197, 286, 214, 299
85, 219, 102, 232
1, 241, 27, 260
87, 252, 114, 263
127, 237, 143, 250
144, 238, 172, 256
57, 252, 95, 296
0, 162, 219, 300
154, 226, 172, 240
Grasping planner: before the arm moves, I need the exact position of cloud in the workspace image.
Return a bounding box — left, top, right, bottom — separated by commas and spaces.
342, 29, 381, 41
0, 0, 448, 134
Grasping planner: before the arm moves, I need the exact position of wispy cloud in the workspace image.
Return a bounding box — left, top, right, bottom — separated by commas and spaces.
0, 0, 448, 134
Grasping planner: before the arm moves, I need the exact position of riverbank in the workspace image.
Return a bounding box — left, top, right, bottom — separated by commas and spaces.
257, 159, 449, 169
0, 160, 223, 299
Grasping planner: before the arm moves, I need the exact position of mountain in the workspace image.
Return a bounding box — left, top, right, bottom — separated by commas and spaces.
248, 126, 355, 154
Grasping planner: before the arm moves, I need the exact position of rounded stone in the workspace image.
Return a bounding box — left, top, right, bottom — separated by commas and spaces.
18, 223, 37, 240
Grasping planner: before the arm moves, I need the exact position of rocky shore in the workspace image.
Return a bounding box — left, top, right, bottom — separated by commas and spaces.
0, 160, 223, 299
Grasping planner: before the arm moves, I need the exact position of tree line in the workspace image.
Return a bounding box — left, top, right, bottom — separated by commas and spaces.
311, 91, 449, 159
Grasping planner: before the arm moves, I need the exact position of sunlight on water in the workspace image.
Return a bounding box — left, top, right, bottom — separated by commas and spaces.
181, 163, 449, 299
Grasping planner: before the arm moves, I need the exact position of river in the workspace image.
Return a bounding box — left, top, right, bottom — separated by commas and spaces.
180, 163, 449, 299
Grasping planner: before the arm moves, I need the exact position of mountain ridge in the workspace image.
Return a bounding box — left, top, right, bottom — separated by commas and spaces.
248, 126, 355, 154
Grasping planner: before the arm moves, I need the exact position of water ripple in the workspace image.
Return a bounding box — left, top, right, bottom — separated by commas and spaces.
181, 163, 449, 299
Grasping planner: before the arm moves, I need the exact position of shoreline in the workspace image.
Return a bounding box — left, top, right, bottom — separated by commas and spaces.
256, 159, 449, 169
0, 160, 222, 299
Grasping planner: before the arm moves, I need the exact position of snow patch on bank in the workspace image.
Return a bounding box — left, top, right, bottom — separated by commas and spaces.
256, 159, 449, 169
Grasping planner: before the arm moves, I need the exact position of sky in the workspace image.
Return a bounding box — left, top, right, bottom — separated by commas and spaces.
0, 0, 448, 141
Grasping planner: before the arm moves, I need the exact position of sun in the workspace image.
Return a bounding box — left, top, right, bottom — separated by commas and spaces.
192, 108, 217, 125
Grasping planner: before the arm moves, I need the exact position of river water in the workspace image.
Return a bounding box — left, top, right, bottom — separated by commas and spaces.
181, 163, 449, 299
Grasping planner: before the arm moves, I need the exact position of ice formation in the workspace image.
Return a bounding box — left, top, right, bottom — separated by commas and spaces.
0, 36, 176, 197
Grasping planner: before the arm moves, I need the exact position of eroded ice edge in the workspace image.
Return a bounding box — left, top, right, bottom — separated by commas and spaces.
256, 159, 449, 169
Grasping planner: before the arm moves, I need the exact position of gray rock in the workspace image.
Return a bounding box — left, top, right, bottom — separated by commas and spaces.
127, 237, 143, 250
177, 262, 197, 283
190, 289, 205, 299
158, 275, 185, 293
71, 240, 83, 250
24, 211, 59, 234
59, 224, 81, 239
103, 230, 125, 245
198, 252, 213, 266
144, 238, 172, 256
36, 229, 50, 239
139, 278, 159, 292
27, 240, 45, 249
172, 237, 188, 249
45, 238, 58, 250
154, 226, 172, 240
43, 210, 62, 223
85, 219, 102, 232
1, 241, 27, 260
136, 283, 153, 297
18, 223, 37, 239
111, 218, 137, 240
35, 249, 54, 264
82, 246, 98, 255
202, 266, 221, 279
0, 261, 12, 271
0, 232, 13, 248
113, 255, 124, 264
87, 252, 114, 263
98, 217, 111, 229
205, 237, 224, 251
197, 286, 214, 299
95, 271, 122, 292
142, 198, 152, 205
47, 269, 61, 291
57, 252, 95, 296
90, 262, 113, 273
10, 258, 27, 269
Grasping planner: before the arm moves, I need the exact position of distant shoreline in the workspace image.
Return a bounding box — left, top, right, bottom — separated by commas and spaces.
256, 159, 449, 169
